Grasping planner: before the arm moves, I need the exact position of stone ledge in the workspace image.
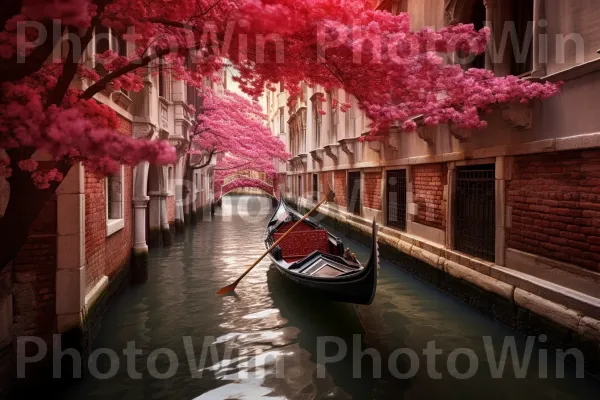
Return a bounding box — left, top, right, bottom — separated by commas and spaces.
444, 259, 514, 301
85, 275, 109, 309
556, 132, 600, 152
514, 288, 583, 332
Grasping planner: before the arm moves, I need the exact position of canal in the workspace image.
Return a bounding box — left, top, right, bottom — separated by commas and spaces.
56, 195, 600, 399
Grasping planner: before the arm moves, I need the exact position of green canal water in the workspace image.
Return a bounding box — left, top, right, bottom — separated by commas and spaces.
55, 195, 600, 399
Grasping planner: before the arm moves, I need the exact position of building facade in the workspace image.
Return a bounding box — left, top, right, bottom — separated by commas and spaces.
0, 27, 216, 393
271, 0, 600, 349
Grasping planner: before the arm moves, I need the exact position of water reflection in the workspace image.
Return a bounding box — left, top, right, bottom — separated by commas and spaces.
52, 195, 600, 400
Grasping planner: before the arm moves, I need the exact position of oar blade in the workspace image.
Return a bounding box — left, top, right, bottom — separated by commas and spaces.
216, 282, 237, 295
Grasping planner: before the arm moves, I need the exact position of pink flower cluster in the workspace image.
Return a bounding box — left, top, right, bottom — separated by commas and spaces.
31, 168, 64, 190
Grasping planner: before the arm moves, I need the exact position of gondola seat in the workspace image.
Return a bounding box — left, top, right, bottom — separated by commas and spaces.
273, 229, 330, 261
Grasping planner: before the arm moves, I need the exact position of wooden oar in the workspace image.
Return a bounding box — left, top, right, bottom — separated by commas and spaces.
217, 189, 336, 295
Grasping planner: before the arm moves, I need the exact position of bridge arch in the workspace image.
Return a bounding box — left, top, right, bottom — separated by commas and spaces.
215, 174, 276, 203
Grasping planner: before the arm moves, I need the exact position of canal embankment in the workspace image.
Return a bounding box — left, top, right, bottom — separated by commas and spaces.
287, 195, 600, 374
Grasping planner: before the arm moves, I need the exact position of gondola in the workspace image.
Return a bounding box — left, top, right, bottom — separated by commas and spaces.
264, 196, 378, 305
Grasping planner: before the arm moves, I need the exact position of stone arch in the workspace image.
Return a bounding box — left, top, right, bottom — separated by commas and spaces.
215, 176, 275, 203
145, 164, 170, 248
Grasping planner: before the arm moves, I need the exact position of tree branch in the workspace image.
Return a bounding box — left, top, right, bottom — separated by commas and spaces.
80, 47, 170, 99
46, 25, 94, 107
190, 150, 216, 169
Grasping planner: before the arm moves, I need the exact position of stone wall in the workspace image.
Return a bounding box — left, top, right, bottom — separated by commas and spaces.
508, 150, 600, 272
363, 171, 382, 210
411, 163, 447, 230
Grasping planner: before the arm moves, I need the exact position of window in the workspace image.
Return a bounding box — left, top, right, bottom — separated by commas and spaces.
312, 174, 319, 202
158, 58, 166, 98
454, 164, 496, 261
386, 170, 407, 231
347, 171, 361, 215
511, 0, 534, 76
266, 91, 270, 113
280, 81, 284, 92
312, 96, 322, 147
94, 26, 110, 76
106, 166, 124, 236
111, 32, 127, 57
95, 27, 127, 88
279, 107, 285, 133
223, 70, 228, 90
297, 175, 302, 197
464, 2, 486, 69
329, 90, 338, 143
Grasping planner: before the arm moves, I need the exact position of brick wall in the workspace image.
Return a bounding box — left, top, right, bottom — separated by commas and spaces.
363, 171, 382, 210
167, 195, 175, 223
85, 116, 134, 291
507, 150, 600, 272
412, 163, 447, 230
12, 194, 57, 338
319, 172, 333, 199
334, 171, 347, 207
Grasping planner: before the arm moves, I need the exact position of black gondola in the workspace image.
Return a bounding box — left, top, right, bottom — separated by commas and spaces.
264, 196, 378, 305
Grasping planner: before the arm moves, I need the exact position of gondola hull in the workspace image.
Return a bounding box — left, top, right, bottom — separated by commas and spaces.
264, 197, 378, 305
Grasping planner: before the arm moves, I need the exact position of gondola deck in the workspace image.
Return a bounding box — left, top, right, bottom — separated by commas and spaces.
264, 197, 378, 305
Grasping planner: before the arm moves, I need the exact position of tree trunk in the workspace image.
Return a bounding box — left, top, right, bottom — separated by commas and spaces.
0, 161, 71, 271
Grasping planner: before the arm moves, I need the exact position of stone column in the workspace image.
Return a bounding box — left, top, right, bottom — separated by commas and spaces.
532, 0, 547, 77
55, 163, 85, 335
445, 163, 457, 250
147, 191, 162, 248
174, 162, 185, 233
484, 0, 511, 76
132, 196, 149, 284
0, 263, 12, 400
160, 192, 172, 246
495, 156, 511, 266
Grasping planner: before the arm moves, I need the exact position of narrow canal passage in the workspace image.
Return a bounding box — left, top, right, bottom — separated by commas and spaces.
58, 195, 600, 400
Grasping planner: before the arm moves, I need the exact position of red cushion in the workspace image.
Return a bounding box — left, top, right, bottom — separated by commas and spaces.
274, 229, 330, 258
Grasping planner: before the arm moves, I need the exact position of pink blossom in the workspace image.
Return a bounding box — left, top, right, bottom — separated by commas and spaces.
17, 159, 38, 172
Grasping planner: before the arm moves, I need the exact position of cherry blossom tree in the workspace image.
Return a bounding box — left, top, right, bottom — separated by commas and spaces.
0, 0, 559, 270
188, 87, 289, 195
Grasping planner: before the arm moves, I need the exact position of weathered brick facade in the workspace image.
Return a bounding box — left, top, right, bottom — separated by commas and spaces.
12, 195, 57, 338
508, 150, 600, 271
85, 116, 134, 291
167, 195, 176, 224
334, 170, 347, 207
363, 171, 382, 210
319, 171, 333, 199
411, 164, 447, 230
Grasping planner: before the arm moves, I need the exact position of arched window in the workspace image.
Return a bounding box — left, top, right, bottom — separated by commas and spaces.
311, 94, 323, 147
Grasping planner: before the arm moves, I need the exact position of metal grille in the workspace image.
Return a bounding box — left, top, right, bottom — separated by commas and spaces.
347, 172, 361, 215
386, 170, 407, 231
454, 164, 495, 261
